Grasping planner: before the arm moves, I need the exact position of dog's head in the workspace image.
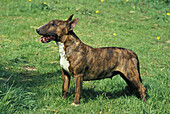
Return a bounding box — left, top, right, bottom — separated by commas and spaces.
36, 14, 78, 43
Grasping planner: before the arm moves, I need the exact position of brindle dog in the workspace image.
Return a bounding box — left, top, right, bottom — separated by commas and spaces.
36, 14, 146, 106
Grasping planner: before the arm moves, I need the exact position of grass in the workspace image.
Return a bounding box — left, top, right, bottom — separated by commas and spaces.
0, 0, 169, 113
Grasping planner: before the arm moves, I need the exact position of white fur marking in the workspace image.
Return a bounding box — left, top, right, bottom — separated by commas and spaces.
57, 42, 70, 73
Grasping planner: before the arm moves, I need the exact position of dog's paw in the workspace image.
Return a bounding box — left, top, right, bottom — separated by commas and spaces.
71, 102, 79, 106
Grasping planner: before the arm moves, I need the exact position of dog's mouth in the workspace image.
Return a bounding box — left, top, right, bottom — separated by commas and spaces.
40, 36, 56, 43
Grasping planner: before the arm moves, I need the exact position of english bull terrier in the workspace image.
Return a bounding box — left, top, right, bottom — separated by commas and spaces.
36, 14, 146, 106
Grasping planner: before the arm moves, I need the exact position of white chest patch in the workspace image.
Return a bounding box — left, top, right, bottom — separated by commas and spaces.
57, 42, 70, 73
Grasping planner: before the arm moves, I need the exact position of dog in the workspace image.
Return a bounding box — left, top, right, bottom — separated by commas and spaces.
36, 14, 146, 106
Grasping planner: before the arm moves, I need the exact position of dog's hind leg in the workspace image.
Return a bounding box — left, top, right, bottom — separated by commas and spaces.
62, 69, 71, 98
120, 72, 146, 100
120, 59, 146, 101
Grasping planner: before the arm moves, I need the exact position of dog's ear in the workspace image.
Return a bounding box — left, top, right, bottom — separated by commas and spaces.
67, 14, 74, 22
68, 18, 79, 31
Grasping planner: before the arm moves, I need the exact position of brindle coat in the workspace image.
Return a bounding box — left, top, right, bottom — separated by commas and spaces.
36, 14, 146, 105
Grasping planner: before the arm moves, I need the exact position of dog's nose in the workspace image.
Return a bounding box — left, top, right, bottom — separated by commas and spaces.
36, 29, 40, 33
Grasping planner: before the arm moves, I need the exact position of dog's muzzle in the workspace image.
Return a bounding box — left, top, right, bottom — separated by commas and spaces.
36, 29, 57, 43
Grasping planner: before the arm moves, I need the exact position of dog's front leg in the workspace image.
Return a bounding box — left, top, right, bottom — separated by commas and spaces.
72, 74, 83, 106
62, 69, 71, 98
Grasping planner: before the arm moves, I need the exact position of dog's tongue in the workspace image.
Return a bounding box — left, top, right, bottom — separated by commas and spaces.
40, 36, 55, 43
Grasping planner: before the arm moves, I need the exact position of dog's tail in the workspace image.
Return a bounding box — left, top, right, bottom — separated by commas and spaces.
137, 58, 142, 83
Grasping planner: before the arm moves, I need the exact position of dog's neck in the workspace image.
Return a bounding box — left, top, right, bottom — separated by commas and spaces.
67, 30, 80, 40
55, 31, 79, 43
55, 30, 85, 73
56, 30, 91, 49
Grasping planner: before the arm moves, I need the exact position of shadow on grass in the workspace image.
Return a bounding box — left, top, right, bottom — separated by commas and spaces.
0, 63, 62, 111
0, 63, 62, 88
68, 82, 150, 103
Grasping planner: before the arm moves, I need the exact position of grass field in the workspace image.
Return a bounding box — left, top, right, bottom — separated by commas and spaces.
0, 0, 169, 113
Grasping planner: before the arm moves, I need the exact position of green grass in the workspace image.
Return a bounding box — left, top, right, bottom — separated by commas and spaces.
0, 0, 169, 113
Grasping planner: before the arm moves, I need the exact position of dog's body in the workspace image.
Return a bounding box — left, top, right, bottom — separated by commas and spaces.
36, 14, 146, 105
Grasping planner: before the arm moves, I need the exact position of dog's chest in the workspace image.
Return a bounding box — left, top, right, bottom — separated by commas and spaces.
57, 42, 70, 73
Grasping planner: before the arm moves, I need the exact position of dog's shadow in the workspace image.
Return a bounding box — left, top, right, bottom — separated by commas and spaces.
69, 84, 150, 103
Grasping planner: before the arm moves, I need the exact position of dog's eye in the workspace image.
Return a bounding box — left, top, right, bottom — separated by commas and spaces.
51, 23, 55, 26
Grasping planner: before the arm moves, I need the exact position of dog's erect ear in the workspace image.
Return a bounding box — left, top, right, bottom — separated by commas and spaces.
67, 14, 74, 22
68, 18, 79, 31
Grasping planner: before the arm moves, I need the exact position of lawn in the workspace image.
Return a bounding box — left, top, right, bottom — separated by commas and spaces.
0, 0, 169, 113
